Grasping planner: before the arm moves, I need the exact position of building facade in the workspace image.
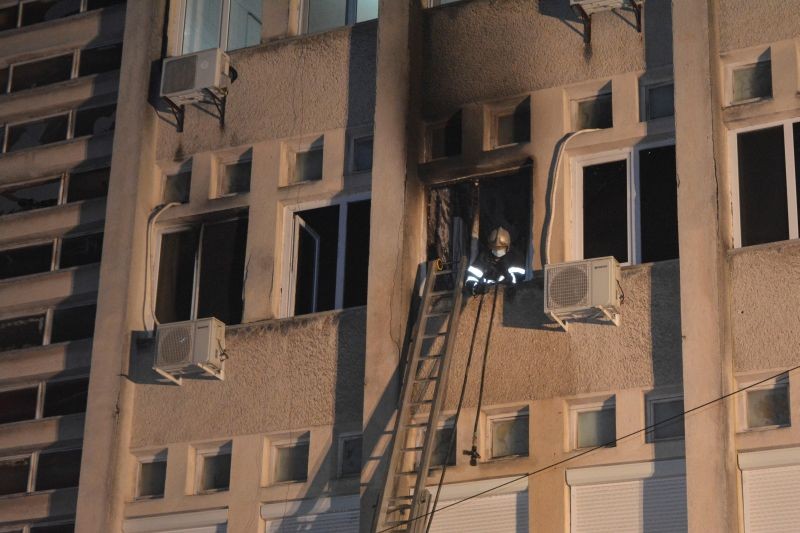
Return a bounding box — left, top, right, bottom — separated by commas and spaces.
1, 0, 799, 532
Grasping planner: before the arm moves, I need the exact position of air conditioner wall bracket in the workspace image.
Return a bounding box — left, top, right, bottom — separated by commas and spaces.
154, 366, 182, 386
162, 96, 185, 133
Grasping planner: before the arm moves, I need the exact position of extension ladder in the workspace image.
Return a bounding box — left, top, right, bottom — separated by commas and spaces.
372, 258, 467, 533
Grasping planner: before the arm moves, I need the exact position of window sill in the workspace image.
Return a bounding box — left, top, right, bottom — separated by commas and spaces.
725, 96, 773, 108
0, 263, 100, 287
0, 71, 119, 106
738, 424, 791, 434
0, 412, 85, 431
1, 131, 114, 159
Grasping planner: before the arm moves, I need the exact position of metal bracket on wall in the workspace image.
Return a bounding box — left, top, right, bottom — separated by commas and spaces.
202, 88, 228, 128
571, 0, 642, 46
162, 96, 185, 133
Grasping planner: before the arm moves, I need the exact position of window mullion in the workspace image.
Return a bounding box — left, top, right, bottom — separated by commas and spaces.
191, 225, 204, 320
334, 202, 348, 309
220, 0, 231, 50
784, 122, 799, 240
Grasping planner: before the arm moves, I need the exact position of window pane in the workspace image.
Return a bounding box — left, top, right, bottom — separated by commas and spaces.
293, 206, 339, 315
21, 0, 81, 26
340, 436, 362, 477
495, 102, 530, 147
43, 378, 89, 418
577, 93, 612, 130
164, 172, 191, 204
651, 398, 684, 440
183, 0, 223, 54
10, 55, 73, 92
0, 243, 54, 279
35, 449, 82, 491
31, 524, 75, 533
577, 408, 615, 448
0, 179, 61, 215
491, 416, 529, 458
639, 145, 678, 263
307, 0, 347, 33
196, 217, 248, 325
356, 0, 378, 22
583, 160, 628, 263
295, 147, 323, 183
200, 453, 230, 491
66, 167, 110, 202
343, 200, 370, 308
0, 457, 30, 496
50, 304, 97, 343
138, 460, 166, 498
0, 314, 45, 351
73, 104, 116, 138
156, 229, 199, 324
647, 83, 674, 120
352, 136, 373, 172
227, 0, 262, 50
59, 233, 103, 268
430, 426, 456, 467
733, 61, 772, 102
275, 443, 309, 482
6, 115, 69, 152
219, 160, 251, 195
737, 126, 789, 247
0, 6, 18, 32
79, 43, 123, 77
747, 387, 790, 428
0, 387, 38, 424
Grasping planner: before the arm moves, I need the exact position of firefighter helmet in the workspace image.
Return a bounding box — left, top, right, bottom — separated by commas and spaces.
487, 227, 511, 257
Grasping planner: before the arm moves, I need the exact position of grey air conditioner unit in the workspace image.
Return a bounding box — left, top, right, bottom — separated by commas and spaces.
154, 317, 227, 384
544, 256, 621, 331
160, 48, 230, 105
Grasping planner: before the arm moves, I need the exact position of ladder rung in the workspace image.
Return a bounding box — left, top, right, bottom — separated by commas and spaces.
387, 504, 412, 512
401, 446, 423, 452
386, 519, 410, 527
398, 470, 418, 475
419, 354, 443, 360
424, 311, 451, 319
421, 332, 448, 339
410, 399, 432, 405
389, 495, 413, 501
414, 376, 439, 382
430, 290, 454, 297
405, 421, 429, 428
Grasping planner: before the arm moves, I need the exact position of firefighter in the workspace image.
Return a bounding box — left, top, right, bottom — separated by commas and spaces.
466, 226, 526, 294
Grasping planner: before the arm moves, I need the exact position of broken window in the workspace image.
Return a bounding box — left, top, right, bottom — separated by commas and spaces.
163, 171, 191, 204
293, 145, 324, 183
10, 54, 73, 92
428, 424, 456, 468
137, 457, 167, 498
73, 104, 116, 138
156, 216, 248, 325
59, 232, 103, 268
645, 82, 674, 121
575, 92, 613, 130
352, 135, 373, 173
0, 314, 46, 352
428, 111, 461, 160
0, 386, 38, 425
0, 456, 30, 496
78, 43, 123, 77
490, 413, 529, 459
732, 61, 772, 103
197, 447, 231, 492
43, 377, 89, 418
0, 242, 54, 279
274, 442, 309, 483
0, 179, 61, 215
491, 99, 530, 148
5, 114, 69, 152
219, 159, 251, 195
50, 304, 97, 343
66, 167, 110, 202
21, 0, 81, 26
34, 448, 82, 491
289, 199, 370, 316
338, 434, 362, 477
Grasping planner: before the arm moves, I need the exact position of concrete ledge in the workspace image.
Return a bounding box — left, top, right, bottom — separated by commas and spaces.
0, 134, 114, 185
0, 340, 92, 382
0, 265, 100, 313
738, 446, 800, 470
0, 414, 85, 454
0, 200, 107, 246
566, 459, 686, 486
0, 487, 77, 524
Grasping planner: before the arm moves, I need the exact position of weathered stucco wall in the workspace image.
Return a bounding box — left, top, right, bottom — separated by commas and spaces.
421, 0, 672, 116
156, 22, 377, 160
442, 260, 682, 410
130, 308, 365, 447
730, 241, 800, 372
718, 0, 800, 52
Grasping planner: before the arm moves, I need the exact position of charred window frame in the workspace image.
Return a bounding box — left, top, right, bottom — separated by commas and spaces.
730, 119, 800, 248
0, 304, 95, 352
425, 111, 462, 161
155, 215, 249, 325
0, 166, 108, 217
216, 152, 251, 197
0, 0, 124, 32
282, 195, 371, 317
415, 417, 455, 469
0, 241, 55, 280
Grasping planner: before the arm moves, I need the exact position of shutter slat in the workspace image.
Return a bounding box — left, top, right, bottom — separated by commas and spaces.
429, 491, 529, 533
743, 464, 800, 532
265, 509, 359, 532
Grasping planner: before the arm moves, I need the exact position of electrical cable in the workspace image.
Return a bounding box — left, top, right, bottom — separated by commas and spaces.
378, 362, 800, 533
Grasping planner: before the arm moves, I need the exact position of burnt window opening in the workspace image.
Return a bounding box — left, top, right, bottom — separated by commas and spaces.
5, 114, 69, 153
0, 242, 54, 280
289, 199, 370, 316
21, 0, 82, 26
73, 104, 116, 138
575, 92, 613, 130
155, 216, 248, 325
66, 167, 110, 202
30, 524, 75, 533
732, 60, 772, 103
639, 145, 679, 263
78, 43, 123, 77
34, 448, 82, 491
428, 111, 462, 160
0, 179, 61, 215
43, 377, 89, 418
492, 99, 530, 148
0, 387, 38, 424
59, 232, 103, 269
10, 54, 73, 92
50, 304, 96, 343
219, 159, 251, 195
0, 456, 30, 496
0, 314, 46, 352
0, 67, 9, 94
582, 160, 628, 263
0, 5, 17, 32
163, 171, 191, 204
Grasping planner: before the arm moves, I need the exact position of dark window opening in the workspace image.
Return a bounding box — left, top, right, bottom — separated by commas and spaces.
343, 200, 370, 308
0, 242, 54, 279
737, 126, 789, 247
6, 114, 69, 152
352, 136, 373, 172
66, 167, 110, 202
86, 0, 125, 9
163, 171, 191, 204
138, 460, 166, 498
73, 104, 116, 138
0, 6, 18, 32
294, 147, 323, 183
0, 314, 45, 352
34, 449, 82, 491
646, 83, 674, 120
0, 67, 8, 95
794, 123, 800, 227
50, 304, 96, 343
11, 54, 73, 92
0, 387, 38, 424
430, 111, 461, 160
155, 229, 198, 324
0, 457, 30, 496
495, 99, 530, 147
78, 43, 123, 77
576, 93, 613, 130
429, 426, 456, 468
219, 160, 251, 195
293, 205, 340, 315
583, 160, 628, 263
639, 145, 679, 262
21, 0, 81, 26
31, 524, 75, 533
0, 179, 61, 215
200, 453, 230, 492
59, 232, 103, 268
43, 377, 89, 418
274, 443, 308, 483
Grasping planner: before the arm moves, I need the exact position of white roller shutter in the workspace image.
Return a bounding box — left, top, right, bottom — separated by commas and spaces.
427, 477, 529, 533
261, 495, 359, 533
740, 448, 800, 533
123, 509, 228, 533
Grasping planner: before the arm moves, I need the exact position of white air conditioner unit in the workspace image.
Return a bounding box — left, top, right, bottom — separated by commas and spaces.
544, 256, 621, 330
160, 48, 230, 105
154, 317, 227, 384
570, 0, 629, 15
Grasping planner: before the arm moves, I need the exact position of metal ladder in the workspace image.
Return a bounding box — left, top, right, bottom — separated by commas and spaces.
373, 257, 467, 533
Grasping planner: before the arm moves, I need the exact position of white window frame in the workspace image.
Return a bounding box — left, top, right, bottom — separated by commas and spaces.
336, 431, 362, 478
645, 391, 684, 443
728, 117, 800, 248
193, 441, 232, 494
736, 373, 791, 432
485, 408, 529, 461
269, 434, 310, 485
568, 397, 616, 451
134, 449, 168, 500
27, 445, 83, 493
279, 191, 371, 318
280, 135, 325, 186
0, 0, 112, 33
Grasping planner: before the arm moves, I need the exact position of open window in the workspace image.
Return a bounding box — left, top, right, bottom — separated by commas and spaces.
285, 199, 370, 317
0, 242, 54, 280
78, 42, 123, 77
156, 215, 248, 325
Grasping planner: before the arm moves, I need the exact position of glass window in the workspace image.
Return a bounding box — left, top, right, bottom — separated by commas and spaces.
137, 459, 167, 498
43, 378, 89, 418
429, 425, 456, 468
294, 147, 324, 183
5, 114, 69, 152
646, 83, 674, 120
352, 136, 373, 172
227, 0, 262, 51
219, 160, 251, 195
0, 457, 30, 496
490, 415, 529, 459
356, 0, 378, 22
576, 407, 615, 449
306, 0, 347, 33
733, 61, 772, 103
79, 43, 123, 77
576, 93, 613, 130
199, 451, 231, 492
0, 314, 46, 352
182, 0, 223, 54
10, 54, 73, 92
66, 167, 110, 202
747, 385, 790, 429
493, 100, 530, 148
73, 104, 116, 138
339, 435, 362, 477
0, 243, 54, 280
164, 171, 191, 204
35, 449, 82, 491
0, 179, 61, 215
59, 233, 103, 269
275, 442, 309, 483
0, 387, 38, 425
649, 397, 684, 441
50, 304, 97, 343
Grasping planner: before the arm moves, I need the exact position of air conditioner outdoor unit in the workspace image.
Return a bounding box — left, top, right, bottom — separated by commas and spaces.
154, 317, 227, 384
544, 256, 621, 330
160, 48, 230, 105
570, 0, 629, 15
